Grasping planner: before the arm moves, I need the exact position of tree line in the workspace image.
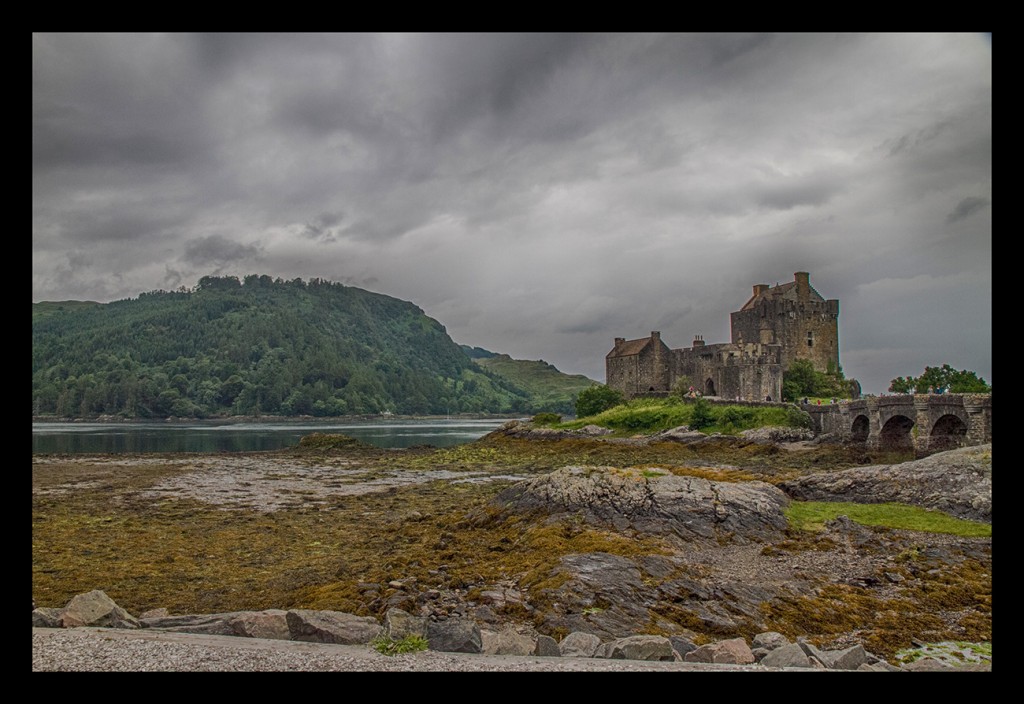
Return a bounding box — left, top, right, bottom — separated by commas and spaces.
33, 275, 541, 419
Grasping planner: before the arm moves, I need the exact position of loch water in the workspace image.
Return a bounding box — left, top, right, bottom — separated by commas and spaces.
31, 418, 517, 454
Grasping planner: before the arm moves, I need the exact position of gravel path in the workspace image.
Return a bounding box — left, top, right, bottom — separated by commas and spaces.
32, 627, 820, 672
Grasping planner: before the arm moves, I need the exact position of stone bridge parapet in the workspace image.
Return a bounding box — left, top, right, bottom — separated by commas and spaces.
804, 393, 991, 455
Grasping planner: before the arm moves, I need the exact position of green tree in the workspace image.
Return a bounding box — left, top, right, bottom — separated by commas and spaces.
889, 376, 915, 394
889, 364, 991, 394
783, 359, 854, 401
782, 359, 817, 401
575, 385, 625, 418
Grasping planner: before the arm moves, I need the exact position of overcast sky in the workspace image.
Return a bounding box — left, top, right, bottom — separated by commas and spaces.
33, 33, 991, 395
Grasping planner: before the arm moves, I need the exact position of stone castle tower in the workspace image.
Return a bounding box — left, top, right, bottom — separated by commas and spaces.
606, 272, 839, 401
730, 271, 839, 373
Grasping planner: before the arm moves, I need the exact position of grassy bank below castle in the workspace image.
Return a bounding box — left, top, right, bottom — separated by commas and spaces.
555, 396, 812, 436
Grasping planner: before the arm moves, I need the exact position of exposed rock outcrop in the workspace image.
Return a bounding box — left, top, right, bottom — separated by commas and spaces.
779, 444, 992, 523
494, 465, 790, 543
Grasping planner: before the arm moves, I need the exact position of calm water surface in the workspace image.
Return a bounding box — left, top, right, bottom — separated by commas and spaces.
32, 418, 518, 454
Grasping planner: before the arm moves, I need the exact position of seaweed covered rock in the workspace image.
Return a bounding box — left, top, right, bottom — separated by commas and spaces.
296, 433, 371, 451
494, 466, 790, 544
739, 426, 815, 444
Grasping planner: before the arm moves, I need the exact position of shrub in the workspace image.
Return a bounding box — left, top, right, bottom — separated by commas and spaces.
784, 406, 814, 429
531, 412, 562, 426
575, 385, 625, 419
371, 634, 429, 656
689, 398, 715, 430
720, 406, 753, 428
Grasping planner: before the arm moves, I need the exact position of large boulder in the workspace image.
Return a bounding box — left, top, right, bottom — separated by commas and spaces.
60, 590, 140, 629
779, 444, 992, 523
534, 635, 561, 657
481, 628, 535, 656
684, 637, 755, 665
32, 607, 63, 628
752, 631, 790, 652
820, 644, 869, 670
559, 631, 602, 658
425, 617, 482, 653
494, 466, 790, 544
286, 609, 382, 644
384, 608, 428, 639
760, 643, 813, 668
600, 635, 676, 661
227, 610, 290, 640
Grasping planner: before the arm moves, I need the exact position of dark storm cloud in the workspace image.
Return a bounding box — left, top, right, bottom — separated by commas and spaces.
302, 212, 346, 242
182, 235, 263, 267
946, 196, 989, 224
32, 33, 991, 396
41, 209, 182, 247
33, 34, 214, 171
751, 174, 842, 212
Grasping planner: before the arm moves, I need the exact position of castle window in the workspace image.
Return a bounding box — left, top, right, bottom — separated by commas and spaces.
807, 331, 814, 348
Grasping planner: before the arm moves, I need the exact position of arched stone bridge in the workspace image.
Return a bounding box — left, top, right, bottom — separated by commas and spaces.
803, 393, 992, 455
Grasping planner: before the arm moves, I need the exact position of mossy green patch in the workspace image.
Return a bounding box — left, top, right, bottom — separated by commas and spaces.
785, 501, 991, 537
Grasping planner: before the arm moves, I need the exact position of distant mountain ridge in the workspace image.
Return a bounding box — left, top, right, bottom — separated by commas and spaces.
459, 346, 599, 414
32, 275, 578, 419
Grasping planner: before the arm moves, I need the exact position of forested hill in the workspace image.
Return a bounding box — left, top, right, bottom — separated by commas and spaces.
32, 275, 537, 419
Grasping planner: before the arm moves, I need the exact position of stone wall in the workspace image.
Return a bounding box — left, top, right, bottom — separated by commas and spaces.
672, 343, 783, 402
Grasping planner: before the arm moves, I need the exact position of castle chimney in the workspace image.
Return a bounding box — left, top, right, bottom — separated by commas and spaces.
614, 337, 625, 346
795, 272, 810, 299
692, 334, 705, 348
753, 284, 769, 297
651, 331, 660, 341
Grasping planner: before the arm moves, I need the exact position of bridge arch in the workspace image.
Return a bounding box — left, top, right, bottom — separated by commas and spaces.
929, 414, 968, 452
879, 414, 915, 451
851, 415, 870, 443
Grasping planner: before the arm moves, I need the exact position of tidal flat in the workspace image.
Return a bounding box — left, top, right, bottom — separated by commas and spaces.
32, 433, 991, 660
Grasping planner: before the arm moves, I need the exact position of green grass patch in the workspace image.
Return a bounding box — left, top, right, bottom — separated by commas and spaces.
560, 397, 811, 435
785, 501, 991, 537
372, 634, 429, 656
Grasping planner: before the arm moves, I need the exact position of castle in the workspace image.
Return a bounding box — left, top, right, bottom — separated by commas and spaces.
606, 272, 840, 402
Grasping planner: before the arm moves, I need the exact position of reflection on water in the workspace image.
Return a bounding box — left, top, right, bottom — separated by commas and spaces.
31, 418, 517, 454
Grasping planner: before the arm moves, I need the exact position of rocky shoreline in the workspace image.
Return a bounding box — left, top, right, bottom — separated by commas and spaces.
33, 589, 988, 671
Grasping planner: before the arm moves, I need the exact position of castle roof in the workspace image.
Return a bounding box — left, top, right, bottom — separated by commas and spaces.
739, 279, 825, 311
606, 337, 654, 358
